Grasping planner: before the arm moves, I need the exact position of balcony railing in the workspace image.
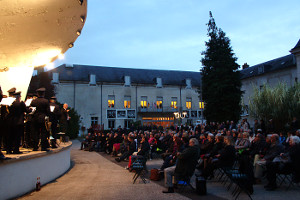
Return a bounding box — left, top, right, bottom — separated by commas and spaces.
137, 106, 180, 113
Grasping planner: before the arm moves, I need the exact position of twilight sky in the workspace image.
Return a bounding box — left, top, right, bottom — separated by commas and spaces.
52, 0, 300, 72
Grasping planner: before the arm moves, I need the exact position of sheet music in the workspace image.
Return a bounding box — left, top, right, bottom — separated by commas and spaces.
25, 99, 33, 107
0, 97, 16, 106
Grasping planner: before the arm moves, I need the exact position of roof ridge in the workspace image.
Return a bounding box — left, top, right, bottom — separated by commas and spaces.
69, 64, 199, 73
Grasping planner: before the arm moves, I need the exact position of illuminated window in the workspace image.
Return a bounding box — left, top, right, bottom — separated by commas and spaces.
199, 101, 205, 109
186, 97, 192, 109
156, 97, 163, 109
108, 95, 115, 108
141, 96, 148, 108
124, 96, 131, 108
171, 97, 177, 109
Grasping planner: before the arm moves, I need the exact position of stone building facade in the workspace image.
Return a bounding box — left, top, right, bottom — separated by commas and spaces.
240, 39, 300, 123
48, 39, 300, 129
49, 65, 203, 129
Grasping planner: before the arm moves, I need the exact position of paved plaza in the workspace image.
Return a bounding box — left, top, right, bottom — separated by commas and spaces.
18, 140, 300, 200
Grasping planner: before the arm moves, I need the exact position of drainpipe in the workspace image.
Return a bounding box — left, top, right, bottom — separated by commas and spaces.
136, 83, 138, 121
101, 83, 103, 125
73, 81, 76, 109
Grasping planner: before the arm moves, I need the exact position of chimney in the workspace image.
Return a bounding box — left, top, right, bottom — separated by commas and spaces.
242, 63, 249, 69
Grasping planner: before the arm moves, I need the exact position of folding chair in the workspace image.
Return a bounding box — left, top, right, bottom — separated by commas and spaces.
132, 156, 147, 184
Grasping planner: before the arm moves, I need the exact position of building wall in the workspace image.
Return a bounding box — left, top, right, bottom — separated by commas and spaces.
241, 66, 297, 126
54, 81, 201, 130
241, 67, 297, 107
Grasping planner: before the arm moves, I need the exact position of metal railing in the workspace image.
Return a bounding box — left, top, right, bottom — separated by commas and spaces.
137, 106, 180, 113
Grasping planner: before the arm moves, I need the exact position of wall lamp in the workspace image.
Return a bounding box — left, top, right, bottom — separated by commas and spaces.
80, 16, 85, 23
78, 0, 84, 5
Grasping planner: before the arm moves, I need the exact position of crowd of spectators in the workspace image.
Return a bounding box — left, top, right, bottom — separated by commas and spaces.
80, 118, 300, 193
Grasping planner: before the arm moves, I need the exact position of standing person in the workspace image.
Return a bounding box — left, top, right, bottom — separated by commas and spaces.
0, 87, 10, 160
7, 91, 26, 154
253, 119, 261, 134
2, 87, 16, 153
30, 88, 50, 151
49, 96, 61, 148
24, 94, 34, 148
60, 103, 69, 134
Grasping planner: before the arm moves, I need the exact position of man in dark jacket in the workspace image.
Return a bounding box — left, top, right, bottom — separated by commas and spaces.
60, 103, 69, 133
163, 138, 200, 193
30, 88, 50, 151
49, 96, 61, 148
0, 87, 11, 160
7, 91, 26, 154
115, 133, 137, 162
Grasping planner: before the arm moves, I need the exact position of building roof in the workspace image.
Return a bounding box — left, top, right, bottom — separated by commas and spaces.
49, 64, 202, 86
291, 39, 300, 51
240, 54, 296, 79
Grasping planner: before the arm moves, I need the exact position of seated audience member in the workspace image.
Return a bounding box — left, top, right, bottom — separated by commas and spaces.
149, 133, 158, 159
127, 135, 150, 170
80, 133, 92, 150
249, 133, 267, 161
235, 132, 250, 153
278, 132, 286, 144
87, 133, 97, 152
254, 134, 284, 181
162, 138, 200, 193
160, 136, 183, 170
209, 134, 224, 158
265, 136, 300, 190
283, 131, 293, 147
202, 136, 236, 179
111, 132, 123, 156
137, 135, 150, 157
234, 133, 243, 147
115, 133, 136, 162
200, 133, 214, 155
119, 134, 129, 155
199, 134, 208, 146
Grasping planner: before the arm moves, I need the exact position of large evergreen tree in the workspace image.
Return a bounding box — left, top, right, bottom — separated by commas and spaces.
200, 12, 242, 123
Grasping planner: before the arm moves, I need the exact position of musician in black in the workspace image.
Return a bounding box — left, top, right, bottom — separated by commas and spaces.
49, 96, 61, 148
7, 91, 27, 154
0, 86, 10, 160
30, 88, 50, 151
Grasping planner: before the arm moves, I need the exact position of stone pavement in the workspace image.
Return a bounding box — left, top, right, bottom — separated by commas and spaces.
18, 140, 300, 200
18, 140, 188, 200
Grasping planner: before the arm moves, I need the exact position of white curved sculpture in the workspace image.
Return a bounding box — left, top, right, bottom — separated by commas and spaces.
0, 0, 87, 99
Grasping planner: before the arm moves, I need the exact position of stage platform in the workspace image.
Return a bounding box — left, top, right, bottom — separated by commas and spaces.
0, 142, 72, 200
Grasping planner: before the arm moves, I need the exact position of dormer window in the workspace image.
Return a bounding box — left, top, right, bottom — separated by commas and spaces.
124, 76, 131, 87
89, 74, 96, 86
258, 65, 264, 74
156, 77, 162, 88
52, 72, 59, 84
186, 79, 192, 89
